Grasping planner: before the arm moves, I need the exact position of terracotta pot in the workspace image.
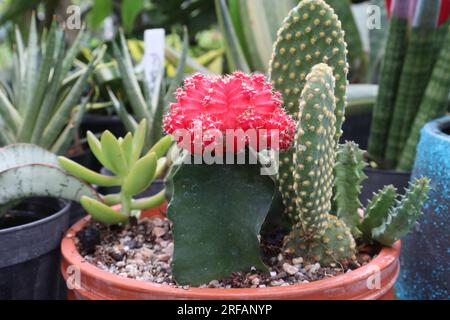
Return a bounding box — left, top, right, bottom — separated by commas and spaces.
61, 203, 400, 300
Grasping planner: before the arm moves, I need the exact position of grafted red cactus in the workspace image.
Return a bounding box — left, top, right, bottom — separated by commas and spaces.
163, 72, 295, 153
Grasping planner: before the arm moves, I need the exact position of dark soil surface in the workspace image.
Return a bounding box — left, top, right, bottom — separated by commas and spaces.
76, 217, 378, 288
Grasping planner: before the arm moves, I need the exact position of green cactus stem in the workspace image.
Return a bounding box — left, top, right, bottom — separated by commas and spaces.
368, 0, 410, 162
372, 177, 430, 246
359, 185, 397, 240
398, 24, 450, 171
269, 0, 348, 220
326, 0, 367, 82
334, 141, 367, 236
284, 63, 356, 266
385, 0, 440, 166
167, 157, 275, 286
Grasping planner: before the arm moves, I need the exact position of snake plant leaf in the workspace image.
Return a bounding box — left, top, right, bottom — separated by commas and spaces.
163, 27, 189, 110
80, 196, 128, 225
62, 24, 87, 76
18, 13, 38, 116
19, 21, 57, 142
0, 164, 98, 205
0, 85, 21, 132
122, 152, 157, 197
31, 33, 66, 144
214, 0, 250, 72
100, 130, 129, 176
41, 45, 106, 149
107, 88, 138, 134
58, 156, 122, 187
113, 31, 150, 122
0, 144, 59, 172
51, 99, 88, 155
168, 160, 274, 285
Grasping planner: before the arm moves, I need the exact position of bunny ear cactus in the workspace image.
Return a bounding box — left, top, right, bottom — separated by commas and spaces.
283, 64, 431, 267
284, 64, 357, 265
269, 0, 348, 220
58, 120, 172, 225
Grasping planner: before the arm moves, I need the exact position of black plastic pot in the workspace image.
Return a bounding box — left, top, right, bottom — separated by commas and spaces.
80, 114, 127, 138
340, 108, 372, 150
0, 198, 70, 300
360, 167, 411, 205
67, 150, 96, 226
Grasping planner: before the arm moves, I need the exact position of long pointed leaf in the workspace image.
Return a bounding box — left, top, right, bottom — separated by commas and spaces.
19, 21, 57, 142
214, 0, 250, 72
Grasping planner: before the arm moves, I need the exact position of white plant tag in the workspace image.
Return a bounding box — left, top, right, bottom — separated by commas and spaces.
143, 28, 165, 105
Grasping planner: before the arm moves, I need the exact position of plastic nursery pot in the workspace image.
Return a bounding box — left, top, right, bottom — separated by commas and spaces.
360, 167, 411, 205
339, 104, 373, 150
80, 114, 127, 139
0, 198, 70, 300
396, 116, 450, 300
61, 206, 400, 300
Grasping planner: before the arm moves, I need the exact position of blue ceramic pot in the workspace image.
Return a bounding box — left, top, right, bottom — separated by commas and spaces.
396, 116, 450, 300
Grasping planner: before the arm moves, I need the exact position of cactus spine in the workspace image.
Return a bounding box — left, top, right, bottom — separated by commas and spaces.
359, 185, 397, 240
334, 141, 367, 236
284, 64, 356, 266
372, 178, 430, 246
269, 0, 348, 220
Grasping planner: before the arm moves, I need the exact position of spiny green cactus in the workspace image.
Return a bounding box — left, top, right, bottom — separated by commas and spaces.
284, 63, 357, 265
325, 0, 367, 82
269, 0, 348, 220
359, 185, 397, 240
334, 141, 367, 236
282, 63, 431, 266
372, 177, 430, 246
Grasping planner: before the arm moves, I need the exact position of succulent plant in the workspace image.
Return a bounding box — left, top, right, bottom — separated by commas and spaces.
0, 144, 98, 217
58, 120, 172, 225
109, 29, 189, 150
269, 0, 349, 221
282, 63, 430, 266
368, 0, 450, 170
0, 16, 103, 154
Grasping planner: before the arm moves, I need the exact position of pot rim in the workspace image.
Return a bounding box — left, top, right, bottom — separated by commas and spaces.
423, 115, 450, 142
0, 198, 70, 236
61, 212, 401, 298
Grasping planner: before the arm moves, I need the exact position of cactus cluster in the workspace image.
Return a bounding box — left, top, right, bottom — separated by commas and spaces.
281, 64, 430, 266
269, 0, 348, 221
269, 0, 431, 267
58, 120, 172, 225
